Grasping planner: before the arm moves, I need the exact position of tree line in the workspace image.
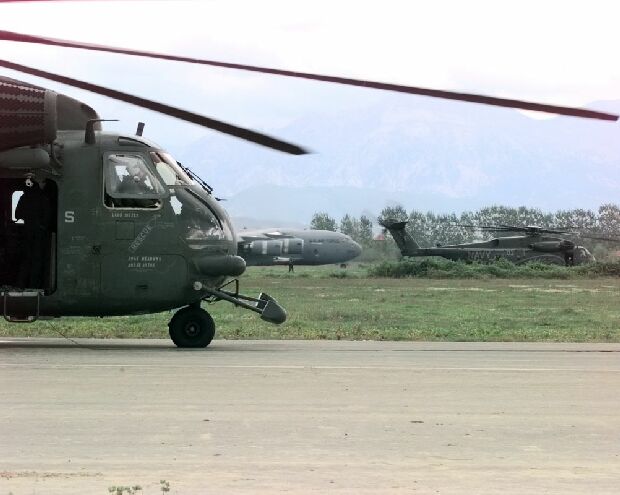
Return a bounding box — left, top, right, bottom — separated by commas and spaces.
310, 204, 620, 259
310, 212, 375, 246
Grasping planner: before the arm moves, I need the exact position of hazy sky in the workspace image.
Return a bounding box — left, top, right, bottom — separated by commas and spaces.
2, 0, 620, 151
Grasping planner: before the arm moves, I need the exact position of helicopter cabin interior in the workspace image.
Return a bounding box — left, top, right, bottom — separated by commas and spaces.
0, 178, 57, 293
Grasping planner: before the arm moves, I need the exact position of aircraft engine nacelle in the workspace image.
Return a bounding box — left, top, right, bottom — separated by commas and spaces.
0, 77, 100, 153
530, 240, 574, 252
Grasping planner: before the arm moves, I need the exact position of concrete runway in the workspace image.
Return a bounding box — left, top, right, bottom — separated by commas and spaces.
1, 338, 620, 494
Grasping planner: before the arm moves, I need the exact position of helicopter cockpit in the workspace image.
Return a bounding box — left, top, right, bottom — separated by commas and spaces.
102, 146, 233, 251
149, 151, 233, 248
105, 153, 166, 208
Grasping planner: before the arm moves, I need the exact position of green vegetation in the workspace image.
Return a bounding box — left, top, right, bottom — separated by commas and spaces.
368, 258, 620, 279
106, 481, 169, 494
309, 211, 337, 231
108, 486, 142, 495
1, 264, 619, 343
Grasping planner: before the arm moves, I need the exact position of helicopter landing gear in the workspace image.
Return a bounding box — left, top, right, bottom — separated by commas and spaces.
168, 305, 215, 348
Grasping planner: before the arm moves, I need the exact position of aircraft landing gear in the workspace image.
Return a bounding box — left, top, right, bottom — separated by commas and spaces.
168, 305, 215, 348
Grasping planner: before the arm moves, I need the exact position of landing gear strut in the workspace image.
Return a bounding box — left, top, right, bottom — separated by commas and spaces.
168, 305, 215, 348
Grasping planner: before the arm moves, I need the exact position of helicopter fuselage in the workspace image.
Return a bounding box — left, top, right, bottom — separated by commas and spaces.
421, 235, 593, 265
0, 131, 255, 319
381, 220, 595, 266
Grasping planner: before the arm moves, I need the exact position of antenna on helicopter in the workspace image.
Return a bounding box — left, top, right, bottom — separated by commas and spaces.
136, 122, 145, 136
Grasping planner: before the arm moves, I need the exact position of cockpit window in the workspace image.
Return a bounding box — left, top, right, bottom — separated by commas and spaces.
147, 151, 231, 248
150, 152, 193, 186
104, 153, 166, 208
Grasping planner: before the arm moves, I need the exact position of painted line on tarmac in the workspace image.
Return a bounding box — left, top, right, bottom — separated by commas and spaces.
0, 363, 619, 372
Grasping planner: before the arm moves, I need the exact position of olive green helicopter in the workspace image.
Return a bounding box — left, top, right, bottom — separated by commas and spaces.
0, 13, 617, 347
381, 220, 618, 266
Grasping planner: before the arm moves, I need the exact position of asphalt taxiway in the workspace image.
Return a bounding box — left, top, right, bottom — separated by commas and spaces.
1, 339, 619, 494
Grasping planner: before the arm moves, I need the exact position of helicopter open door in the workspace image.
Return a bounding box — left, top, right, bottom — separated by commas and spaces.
0, 177, 57, 321
0, 178, 57, 293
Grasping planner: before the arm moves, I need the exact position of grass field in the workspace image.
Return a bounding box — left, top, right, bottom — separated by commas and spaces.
1, 265, 619, 342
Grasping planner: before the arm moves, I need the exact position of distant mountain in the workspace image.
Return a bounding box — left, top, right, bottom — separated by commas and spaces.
177, 93, 620, 226
226, 185, 487, 228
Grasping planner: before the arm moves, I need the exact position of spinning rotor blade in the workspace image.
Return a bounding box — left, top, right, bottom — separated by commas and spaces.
453, 224, 525, 232
497, 224, 574, 235
454, 224, 576, 235
0, 59, 308, 155
0, 30, 618, 121
578, 233, 620, 242
0, 0, 129, 3
453, 224, 506, 230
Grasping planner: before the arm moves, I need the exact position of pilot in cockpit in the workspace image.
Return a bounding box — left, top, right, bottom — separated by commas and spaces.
116, 162, 159, 208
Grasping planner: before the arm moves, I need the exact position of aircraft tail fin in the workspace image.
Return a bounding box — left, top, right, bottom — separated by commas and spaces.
380, 219, 420, 256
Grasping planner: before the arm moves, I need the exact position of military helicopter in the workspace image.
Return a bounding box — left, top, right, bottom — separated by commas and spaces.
0, 23, 617, 347
381, 220, 617, 266
238, 228, 362, 268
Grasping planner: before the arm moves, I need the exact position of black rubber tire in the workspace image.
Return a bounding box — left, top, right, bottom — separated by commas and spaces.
168, 306, 215, 348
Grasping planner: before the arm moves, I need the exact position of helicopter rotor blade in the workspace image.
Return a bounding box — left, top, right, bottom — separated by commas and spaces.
0, 29, 617, 122
577, 233, 620, 242
446, 223, 620, 241
537, 229, 574, 235
454, 223, 578, 235
495, 224, 576, 235
0, 58, 308, 155
452, 224, 519, 232
451, 224, 479, 229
